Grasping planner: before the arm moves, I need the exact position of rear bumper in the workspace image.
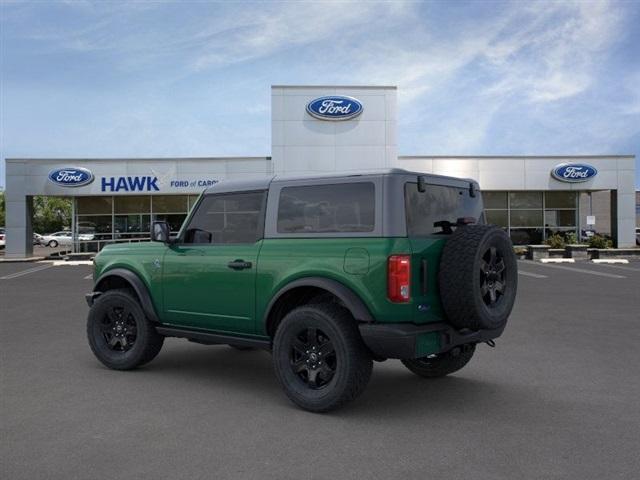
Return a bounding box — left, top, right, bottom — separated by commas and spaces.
359, 322, 505, 360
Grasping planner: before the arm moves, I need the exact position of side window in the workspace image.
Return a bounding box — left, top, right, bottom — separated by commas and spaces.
183, 191, 266, 244
277, 182, 375, 234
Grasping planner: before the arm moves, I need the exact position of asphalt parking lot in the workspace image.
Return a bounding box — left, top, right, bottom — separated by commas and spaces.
1, 260, 639, 479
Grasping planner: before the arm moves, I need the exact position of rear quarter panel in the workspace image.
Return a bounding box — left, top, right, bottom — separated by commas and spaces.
255, 237, 416, 335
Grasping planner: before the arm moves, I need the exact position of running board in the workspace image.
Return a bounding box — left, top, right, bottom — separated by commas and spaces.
155, 326, 271, 350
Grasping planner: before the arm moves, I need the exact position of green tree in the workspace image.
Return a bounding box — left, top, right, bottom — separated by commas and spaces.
0, 190, 5, 227
31, 196, 72, 234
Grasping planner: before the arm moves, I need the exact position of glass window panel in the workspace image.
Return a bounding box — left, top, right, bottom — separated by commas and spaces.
485, 210, 508, 227
114, 196, 150, 213
152, 195, 188, 213
545, 191, 576, 209
76, 215, 113, 239
509, 228, 543, 245
153, 214, 187, 233
278, 183, 375, 234
510, 210, 543, 227
544, 210, 576, 227
509, 192, 542, 209
115, 215, 144, 234
76, 196, 112, 214
483, 191, 508, 209
188, 195, 200, 210
185, 191, 265, 244
141, 214, 150, 233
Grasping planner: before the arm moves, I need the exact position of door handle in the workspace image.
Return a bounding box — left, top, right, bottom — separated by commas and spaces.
228, 259, 252, 270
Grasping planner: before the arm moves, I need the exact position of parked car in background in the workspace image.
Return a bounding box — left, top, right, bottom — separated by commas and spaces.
0, 228, 5, 249
42, 231, 93, 247
636, 227, 640, 246
33, 233, 45, 245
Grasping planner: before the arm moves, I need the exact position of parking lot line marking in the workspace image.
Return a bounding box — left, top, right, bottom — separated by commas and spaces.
0, 264, 53, 280
593, 263, 640, 273
84, 273, 93, 280
532, 262, 625, 279
518, 270, 548, 278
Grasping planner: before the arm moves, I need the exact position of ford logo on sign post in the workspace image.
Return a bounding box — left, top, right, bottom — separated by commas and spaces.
306, 95, 363, 121
48, 167, 95, 187
551, 163, 598, 183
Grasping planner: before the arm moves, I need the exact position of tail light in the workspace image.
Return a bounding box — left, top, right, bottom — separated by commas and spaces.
388, 255, 411, 303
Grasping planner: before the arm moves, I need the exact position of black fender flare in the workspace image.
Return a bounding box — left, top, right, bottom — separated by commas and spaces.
263, 277, 374, 329
94, 268, 160, 323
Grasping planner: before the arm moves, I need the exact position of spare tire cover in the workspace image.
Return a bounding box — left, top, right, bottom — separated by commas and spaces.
438, 224, 518, 330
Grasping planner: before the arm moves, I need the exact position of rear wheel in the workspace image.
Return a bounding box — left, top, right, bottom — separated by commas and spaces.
87, 289, 164, 370
272, 304, 372, 413
48, 240, 58, 248
402, 344, 475, 378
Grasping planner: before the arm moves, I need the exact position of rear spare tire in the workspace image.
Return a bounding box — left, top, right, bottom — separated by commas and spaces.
438, 224, 517, 331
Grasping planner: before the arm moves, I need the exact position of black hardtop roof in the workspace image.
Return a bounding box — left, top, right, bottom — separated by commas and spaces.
204, 169, 477, 194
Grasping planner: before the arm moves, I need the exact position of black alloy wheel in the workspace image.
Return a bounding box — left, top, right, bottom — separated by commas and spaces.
272, 304, 372, 412
290, 327, 337, 389
99, 305, 138, 352
87, 289, 164, 370
480, 246, 506, 306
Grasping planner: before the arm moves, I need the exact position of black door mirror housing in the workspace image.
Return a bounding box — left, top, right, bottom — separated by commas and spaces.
152, 221, 171, 243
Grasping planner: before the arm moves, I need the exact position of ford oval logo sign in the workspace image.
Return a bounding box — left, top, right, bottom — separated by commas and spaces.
306, 95, 363, 121
551, 163, 598, 183
48, 167, 94, 187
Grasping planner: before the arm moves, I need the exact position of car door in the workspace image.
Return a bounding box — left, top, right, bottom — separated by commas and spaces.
161, 190, 267, 334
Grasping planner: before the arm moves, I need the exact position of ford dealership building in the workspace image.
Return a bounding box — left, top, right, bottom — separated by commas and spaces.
4, 85, 637, 258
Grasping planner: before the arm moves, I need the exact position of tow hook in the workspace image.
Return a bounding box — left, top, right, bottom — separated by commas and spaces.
485, 339, 496, 348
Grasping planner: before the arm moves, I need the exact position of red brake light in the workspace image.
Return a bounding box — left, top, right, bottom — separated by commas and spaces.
388, 255, 411, 303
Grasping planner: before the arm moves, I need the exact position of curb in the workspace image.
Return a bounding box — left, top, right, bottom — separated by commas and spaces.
539, 258, 575, 264
592, 259, 629, 264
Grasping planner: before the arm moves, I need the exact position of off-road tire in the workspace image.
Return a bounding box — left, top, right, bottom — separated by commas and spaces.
402, 344, 476, 378
272, 304, 373, 413
48, 240, 58, 248
87, 289, 164, 370
439, 224, 517, 330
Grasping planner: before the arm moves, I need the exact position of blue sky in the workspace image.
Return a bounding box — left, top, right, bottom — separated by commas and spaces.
1, 0, 639, 188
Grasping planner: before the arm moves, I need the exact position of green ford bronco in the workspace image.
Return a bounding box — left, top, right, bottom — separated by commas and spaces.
86, 169, 517, 412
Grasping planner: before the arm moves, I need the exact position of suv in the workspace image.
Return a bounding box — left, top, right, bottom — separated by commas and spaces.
86, 170, 517, 412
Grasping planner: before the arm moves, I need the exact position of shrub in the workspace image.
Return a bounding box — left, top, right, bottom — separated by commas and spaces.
513, 246, 527, 257
545, 233, 565, 249
564, 232, 578, 245
588, 234, 613, 249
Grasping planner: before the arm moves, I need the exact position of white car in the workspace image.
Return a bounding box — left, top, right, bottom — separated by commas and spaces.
0, 228, 5, 249
42, 231, 94, 248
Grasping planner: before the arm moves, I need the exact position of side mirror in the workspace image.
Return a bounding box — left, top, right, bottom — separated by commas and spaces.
151, 221, 170, 243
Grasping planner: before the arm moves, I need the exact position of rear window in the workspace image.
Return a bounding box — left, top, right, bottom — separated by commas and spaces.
405, 182, 484, 236
277, 183, 375, 234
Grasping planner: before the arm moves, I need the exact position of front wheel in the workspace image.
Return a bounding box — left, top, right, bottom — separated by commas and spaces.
87, 289, 164, 370
272, 304, 372, 413
402, 344, 476, 378
48, 240, 58, 248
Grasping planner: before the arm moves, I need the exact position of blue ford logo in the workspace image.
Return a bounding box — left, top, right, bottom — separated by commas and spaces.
48, 167, 94, 187
551, 163, 598, 183
306, 95, 363, 121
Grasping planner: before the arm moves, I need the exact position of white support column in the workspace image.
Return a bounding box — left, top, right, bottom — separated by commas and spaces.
5, 160, 34, 258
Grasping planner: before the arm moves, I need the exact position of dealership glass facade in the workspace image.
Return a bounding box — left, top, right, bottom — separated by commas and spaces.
484, 190, 578, 244
72, 190, 579, 249
74, 195, 199, 248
